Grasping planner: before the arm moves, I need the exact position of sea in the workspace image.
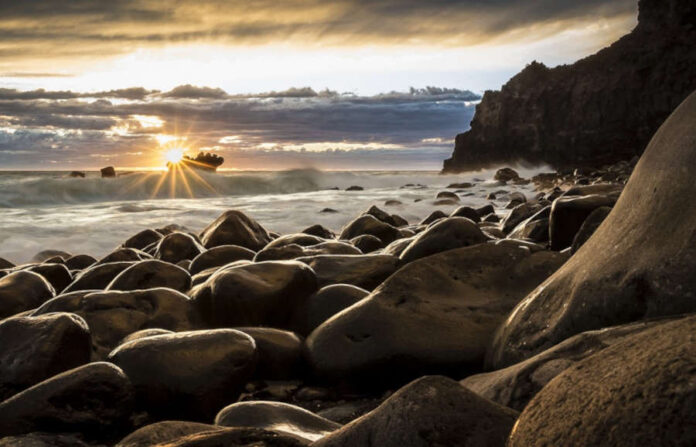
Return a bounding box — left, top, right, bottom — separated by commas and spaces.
0, 168, 548, 264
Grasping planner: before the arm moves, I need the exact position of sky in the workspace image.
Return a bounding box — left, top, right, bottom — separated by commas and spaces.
0, 0, 639, 170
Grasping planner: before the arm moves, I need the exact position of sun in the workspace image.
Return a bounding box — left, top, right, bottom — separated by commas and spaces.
164, 148, 185, 164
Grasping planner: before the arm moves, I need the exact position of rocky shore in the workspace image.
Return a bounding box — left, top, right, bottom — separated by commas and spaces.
0, 92, 695, 446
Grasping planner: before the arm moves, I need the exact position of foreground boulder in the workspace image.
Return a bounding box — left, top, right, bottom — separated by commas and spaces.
548, 194, 617, 250
154, 232, 205, 264
235, 327, 304, 379
314, 376, 518, 447
123, 228, 163, 250
33, 288, 197, 359
0, 362, 134, 439
0, 313, 91, 400
290, 284, 369, 336
24, 263, 72, 293
106, 259, 191, 293
0, 270, 54, 319
508, 315, 696, 446
339, 215, 401, 245
306, 244, 565, 383
216, 401, 340, 442
109, 329, 257, 420
188, 245, 255, 275
490, 90, 696, 368
117, 421, 223, 447
63, 261, 134, 292
199, 210, 272, 250
190, 261, 317, 329
297, 254, 398, 291
399, 217, 489, 263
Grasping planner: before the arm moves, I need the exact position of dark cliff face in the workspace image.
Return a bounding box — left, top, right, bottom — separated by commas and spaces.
443, 0, 696, 172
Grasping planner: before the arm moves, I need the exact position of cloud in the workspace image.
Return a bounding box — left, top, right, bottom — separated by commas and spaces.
0, 87, 157, 100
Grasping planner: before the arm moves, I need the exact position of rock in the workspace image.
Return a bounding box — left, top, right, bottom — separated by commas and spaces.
399, 217, 489, 264
570, 205, 612, 253
0, 362, 134, 440
435, 191, 460, 202
142, 427, 310, 446
216, 401, 340, 442
234, 327, 304, 380
302, 224, 335, 239
419, 210, 447, 225
549, 194, 617, 250
493, 168, 520, 182
199, 210, 272, 250
189, 261, 317, 329
450, 206, 481, 222
106, 260, 191, 293
507, 206, 550, 243
154, 232, 205, 264
109, 329, 256, 420
364, 205, 399, 226
297, 254, 398, 291
96, 247, 150, 265
120, 328, 173, 345
69, 171, 86, 178
501, 202, 541, 234
64, 254, 96, 270
100, 166, 116, 178
483, 213, 500, 223
489, 90, 696, 368
319, 208, 339, 214
447, 182, 473, 188
33, 288, 197, 359
117, 421, 223, 447
0, 271, 55, 319
24, 263, 72, 293
255, 241, 360, 262
486, 193, 497, 200
264, 233, 327, 249
339, 215, 400, 245
350, 235, 383, 253
443, 0, 696, 172
384, 199, 402, 206
0, 432, 94, 446
32, 250, 71, 263
290, 284, 369, 336
0, 258, 14, 269
306, 244, 566, 383
62, 261, 134, 293
123, 229, 163, 250
505, 192, 527, 208
390, 214, 408, 227
0, 313, 91, 400
508, 315, 696, 446
188, 245, 255, 275
382, 237, 414, 257
313, 376, 518, 447
345, 185, 363, 191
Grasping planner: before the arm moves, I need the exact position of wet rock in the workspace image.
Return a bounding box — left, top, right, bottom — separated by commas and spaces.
508, 315, 696, 447
120, 328, 173, 345
364, 205, 399, 226
117, 421, 223, 447
501, 202, 542, 234
109, 329, 256, 420
494, 168, 520, 183
199, 210, 272, 250
33, 288, 197, 359
100, 166, 116, 178
255, 241, 360, 262
190, 261, 317, 329
507, 206, 550, 243
390, 214, 408, 227
62, 261, 134, 293
188, 245, 255, 275
297, 254, 398, 291
505, 192, 527, 209
0, 271, 55, 319
314, 376, 518, 447
235, 327, 304, 380
306, 244, 566, 383
449, 206, 481, 222
24, 263, 72, 293
216, 401, 340, 442
290, 284, 369, 336
483, 213, 500, 223
384, 199, 402, 206
490, 91, 696, 368
399, 217, 489, 264
435, 191, 460, 202
447, 182, 473, 188
302, 224, 335, 239
486, 193, 497, 200
64, 254, 97, 271
96, 247, 150, 265
339, 215, 401, 245
106, 260, 191, 293
570, 206, 612, 253
0, 258, 14, 269
320, 208, 339, 214
549, 194, 617, 250
154, 232, 205, 264
32, 250, 71, 263
146, 427, 310, 446
350, 235, 383, 253
419, 210, 447, 225
345, 185, 363, 191
0, 362, 134, 440
123, 229, 163, 250
0, 313, 91, 400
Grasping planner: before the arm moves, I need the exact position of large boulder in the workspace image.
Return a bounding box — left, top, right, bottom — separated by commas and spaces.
290, 284, 369, 336
0, 270, 55, 319
96, 247, 150, 265
508, 315, 696, 446
154, 232, 205, 264
548, 194, 617, 250
0, 313, 91, 400
117, 421, 223, 447
106, 259, 191, 293
234, 327, 304, 379
306, 244, 566, 383
24, 263, 72, 293
255, 241, 360, 262
314, 376, 518, 447
123, 229, 163, 250
199, 210, 272, 250
64, 254, 97, 271
507, 206, 551, 243
63, 261, 134, 293
339, 215, 401, 245
189, 261, 317, 329
188, 245, 255, 275
490, 91, 696, 368
296, 254, 398, 291
109, 329, 257, 420
32, 288, 197, 359
0, 362, 134, 440
399, 217, 489, 263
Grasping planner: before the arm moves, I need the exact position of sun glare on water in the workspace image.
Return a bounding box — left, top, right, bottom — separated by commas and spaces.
164, 148, 185, 164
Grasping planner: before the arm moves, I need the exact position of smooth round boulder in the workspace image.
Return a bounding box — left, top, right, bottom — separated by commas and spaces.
290, 284, 369, 336
32, 250, 70, 263
64, 254, 97, 270
189, 261, 317, 329
501, 202, 542, 234
313, 376, 518, 447
494, 168, 520, 182
364, 205, 399, 227
508, 315, 696, 447
199, 210, 272, 250
119, 328, 173, 345
254, 241, 360, 262
548, 194, 617, 250
349, 235, 383, 253
106, 259, 191, 293
63, 261, 134, 293
399, 217, 489, 264
490, 92, 696, 368
420, 210, 447, 225
296, 254, 398, 291
339, 215, 400, 245
33, 288, 197, 359
117, 421, 223, 447
0, 258, 14, 269
0, 271, 55, 319
450, 206, 481, 222
109, 329, 257, 420
189, 245, 255, 275
507, 206, 550, 243
302, 224, 335, 239
141, 427, 309, 446
154, 232, 205, 264
123, 229, 163, 250
0, 362, 134, 440
235, 327, 304, 379
96, 247, 150, 265
215, 401, 340, 442
306, 244, 566, 383
24, 263, 72, 293
0, 312, 91, 400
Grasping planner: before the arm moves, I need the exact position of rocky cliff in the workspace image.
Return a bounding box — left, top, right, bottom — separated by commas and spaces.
443, 0, 696, 172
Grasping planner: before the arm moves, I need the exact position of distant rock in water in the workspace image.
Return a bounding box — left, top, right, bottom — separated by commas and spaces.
100, 166, 116, 178
443, 0, 696, 172
169, 152, 224, 172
